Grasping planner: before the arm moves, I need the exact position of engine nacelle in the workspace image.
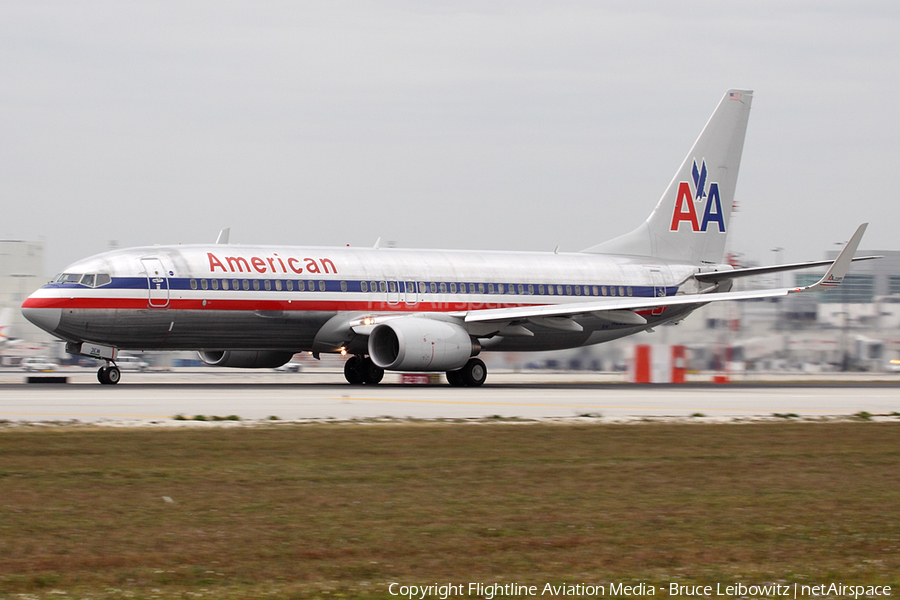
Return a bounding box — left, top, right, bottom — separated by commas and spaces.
368, 318, 475, 371
198, 350, 295, 369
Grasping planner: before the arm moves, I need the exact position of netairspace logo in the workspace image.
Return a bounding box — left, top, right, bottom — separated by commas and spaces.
387, 581, 892, 599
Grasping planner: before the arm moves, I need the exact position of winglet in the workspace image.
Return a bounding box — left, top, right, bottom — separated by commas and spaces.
216, 228, 231, 244
796, 223, 867, 292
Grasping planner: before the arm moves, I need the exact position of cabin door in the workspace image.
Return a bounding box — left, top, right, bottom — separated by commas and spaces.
648, 268, 666, 298
140, 257, 170, 308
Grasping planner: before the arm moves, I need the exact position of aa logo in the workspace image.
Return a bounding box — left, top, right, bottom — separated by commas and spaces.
669, 159, 726, 232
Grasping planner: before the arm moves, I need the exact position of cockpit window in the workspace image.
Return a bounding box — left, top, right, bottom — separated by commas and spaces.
56, 272, 112, 287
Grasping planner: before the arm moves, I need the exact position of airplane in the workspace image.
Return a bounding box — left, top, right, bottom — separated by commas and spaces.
21, 89, 876, 385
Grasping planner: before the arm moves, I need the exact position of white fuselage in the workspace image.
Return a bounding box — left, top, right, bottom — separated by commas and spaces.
22, 244, 704, 355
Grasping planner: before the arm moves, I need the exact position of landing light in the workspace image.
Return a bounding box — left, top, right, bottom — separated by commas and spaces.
340, 347, 347, 356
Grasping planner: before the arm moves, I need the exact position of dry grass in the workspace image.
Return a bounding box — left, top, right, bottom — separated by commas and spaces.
0, 422, 898, 598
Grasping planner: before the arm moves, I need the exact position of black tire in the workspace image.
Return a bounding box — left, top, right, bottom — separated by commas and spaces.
446, 370, 464, 386
460, 358, 487, 387
344, 356, 364, 385
106, 366, 121, 385
362, 357, 384, 384
97, 366, 109, 384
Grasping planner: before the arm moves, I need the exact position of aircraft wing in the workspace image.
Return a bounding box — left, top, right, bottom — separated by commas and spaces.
461, 224, 868, 326
694, 256, 880, 284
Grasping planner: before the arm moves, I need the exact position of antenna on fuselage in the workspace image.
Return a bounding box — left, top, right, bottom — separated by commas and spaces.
374, 237, 381, 249
216, 228, 231, 244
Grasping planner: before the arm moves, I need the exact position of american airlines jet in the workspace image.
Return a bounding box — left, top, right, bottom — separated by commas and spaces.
22, 90, 872, 385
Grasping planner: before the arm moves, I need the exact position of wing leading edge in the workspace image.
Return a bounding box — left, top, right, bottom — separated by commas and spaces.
462, 224, 870, 326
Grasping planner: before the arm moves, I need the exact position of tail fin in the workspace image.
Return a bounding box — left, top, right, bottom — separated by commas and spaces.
583, 89, 753, 264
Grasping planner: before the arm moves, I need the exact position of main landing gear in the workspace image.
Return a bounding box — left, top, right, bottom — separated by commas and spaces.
344, 355, 385, 385
97, 362, 121, 385
445, 358, 487, 387
343, 356, 488, 387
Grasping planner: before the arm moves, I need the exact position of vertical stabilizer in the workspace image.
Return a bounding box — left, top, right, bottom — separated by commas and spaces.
583, 89, 753, 264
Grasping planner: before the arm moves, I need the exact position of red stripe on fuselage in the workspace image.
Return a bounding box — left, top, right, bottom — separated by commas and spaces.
21, 296, 545, 313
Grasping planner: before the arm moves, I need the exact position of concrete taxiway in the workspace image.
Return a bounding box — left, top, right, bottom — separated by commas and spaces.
1, 369, 899, 423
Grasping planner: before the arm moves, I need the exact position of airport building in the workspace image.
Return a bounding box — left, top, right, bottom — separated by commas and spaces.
0, 240, 56, 350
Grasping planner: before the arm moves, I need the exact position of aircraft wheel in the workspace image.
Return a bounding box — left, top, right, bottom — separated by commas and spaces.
97, 366, 109, 384
446, 370, 464, 387
362, 357, 384, 384
106, 366, 121, 385
344, 356, 365, 385
460, 358, 487, 387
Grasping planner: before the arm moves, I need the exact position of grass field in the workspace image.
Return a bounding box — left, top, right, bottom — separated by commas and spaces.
1, 422, 898, 599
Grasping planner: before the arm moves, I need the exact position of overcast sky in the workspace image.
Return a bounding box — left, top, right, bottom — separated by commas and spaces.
2, 1, 898, 275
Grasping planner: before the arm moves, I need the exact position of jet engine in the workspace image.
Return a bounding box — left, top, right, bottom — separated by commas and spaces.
368, 318, 476, 371
198, 350, 295, 369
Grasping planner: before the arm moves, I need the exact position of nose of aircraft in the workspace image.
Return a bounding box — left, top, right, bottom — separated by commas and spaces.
21, 288, 62, 334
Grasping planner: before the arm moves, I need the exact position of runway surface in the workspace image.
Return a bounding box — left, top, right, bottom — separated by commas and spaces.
2, 369, 899, 423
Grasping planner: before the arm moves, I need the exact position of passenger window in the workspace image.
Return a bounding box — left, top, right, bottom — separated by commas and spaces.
487, 283, 494, 294
201, 279, 209, 290
565, 285, 572, 295
190, 279, 198, 290
419, 282, 426, 293
450, 282, 457, 293
602, 286, 607, 296
232, 279, 239, 290
509, 285, 516, 295
340, 281, 347, 292
380, 281, 388, 293
538, 285, 544, 295
319, 281, 326, 291
619, 286, 625, 296
430, 282, 437, 293
575, 285, 581, 296
390, 281, 398, 293
557, 285, 564, 295
478, 283, 485, 294
287, 280, 294, 291
275, 280, 282, 291
242, 280, 250, 290
297, 280, 305, 291
547, 285, 554, 295
497, 284, 505, 294
439, 282, 446, 293
528, 284, 534, 295
361, 281, 368, 293
253, 280, 260, 291
627, 286, 633, 296
222, 279, 229, 290
264, 280, 271, 291
610, 286, 616, 296
211, 279, 219, 290
593, 286, 599, 296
